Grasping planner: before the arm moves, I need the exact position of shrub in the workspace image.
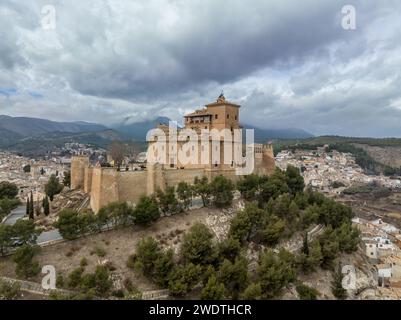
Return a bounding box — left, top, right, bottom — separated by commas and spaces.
12, 245, 40, 279
181, 223, 216, 265
0, 279, 21, 300
130, 237, 161, 276
201, 275, 225, 300
0, 181, 19, 199
93, 247, 107, 257
211, 175, 234, 208
296, 284, 320, 300
241, 283, 262, 300
133, 196, 160, 225
80, 257, 88, 267
44, 175, 64, 201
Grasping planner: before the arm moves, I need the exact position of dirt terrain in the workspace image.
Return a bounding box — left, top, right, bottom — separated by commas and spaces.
335, 191, 401, 228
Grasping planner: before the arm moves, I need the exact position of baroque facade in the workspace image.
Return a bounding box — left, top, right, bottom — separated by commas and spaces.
71, 95, 275, 213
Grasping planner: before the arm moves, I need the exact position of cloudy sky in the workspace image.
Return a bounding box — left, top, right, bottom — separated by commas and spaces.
1, 0, 401, 137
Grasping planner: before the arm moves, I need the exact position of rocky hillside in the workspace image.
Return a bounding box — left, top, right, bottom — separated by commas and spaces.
353, 143, 401, 168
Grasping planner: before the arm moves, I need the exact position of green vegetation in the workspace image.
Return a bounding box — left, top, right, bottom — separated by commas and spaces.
343, 183, 391, 198
55, 202, 137, 239
125, 163, 358, 299
44, 174, 64, 201
257, 249, 297, 298
181, 223, 216, 265
49, 165, 359, 300
0, 220, 39, 256
0, 279, 21, 300
241, 283, 262, 300
201, 275, 225, 300
176, 182, 193, 210
296, 283, 320, 300
26, 191, 34, 220
133, 196, 160, 225
211, 175, 234, 208
0, 198, 20, 221
13, 244, 41, 279
0, 181, 20, 221
43, 196, 50, 216
155, 187, 182, 215
65, 265, 113, 297
0, 181, 19, 199
331, 263, 347, 299
63, 171, 71, 188
330, 181, 345, 189
193, 176, 212, 206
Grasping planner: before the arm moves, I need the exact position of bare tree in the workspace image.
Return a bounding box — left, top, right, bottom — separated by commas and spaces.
108, 141, 126, 169
126, 140, 140, 162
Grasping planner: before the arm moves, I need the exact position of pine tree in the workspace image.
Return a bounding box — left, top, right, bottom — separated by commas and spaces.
331, 262, 347, 299
201, 275, 225, 300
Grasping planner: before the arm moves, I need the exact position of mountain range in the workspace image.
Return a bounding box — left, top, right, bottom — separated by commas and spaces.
0, 115, 314, 155
113, 116, 314, 142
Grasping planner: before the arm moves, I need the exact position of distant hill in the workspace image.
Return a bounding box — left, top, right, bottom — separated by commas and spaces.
0, 114, 314, 156
242, 124, 314, 142
0, 115, 122, 155
6, 130, 122, 157
114, 116, 314, 142
113, 116, 171, 141
0, 115, 108, 137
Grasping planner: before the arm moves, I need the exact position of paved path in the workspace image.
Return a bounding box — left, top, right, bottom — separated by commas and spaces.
2, 205, 63, 244
2, 205, 26, 225
3, 197, 206, 246
0, 276, 75, 297
37, 229, 62, 243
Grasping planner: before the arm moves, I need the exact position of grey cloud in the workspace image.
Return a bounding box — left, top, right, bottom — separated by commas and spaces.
1, 0, 401, 137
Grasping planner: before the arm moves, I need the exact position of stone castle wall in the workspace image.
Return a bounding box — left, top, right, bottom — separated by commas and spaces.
254, 145, 275, 176
72, 148, 275, 213
84, 167, 93, 194
117, 170, 148, 204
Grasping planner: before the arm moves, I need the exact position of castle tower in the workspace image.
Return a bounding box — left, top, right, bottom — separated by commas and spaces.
71, 156, 89, 189
184, 93, 241, 132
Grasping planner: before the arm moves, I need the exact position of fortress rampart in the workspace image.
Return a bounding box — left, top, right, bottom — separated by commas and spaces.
72, 144, 274, 213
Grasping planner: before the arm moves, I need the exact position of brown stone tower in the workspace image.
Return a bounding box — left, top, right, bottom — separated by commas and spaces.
71, 156, 89, 189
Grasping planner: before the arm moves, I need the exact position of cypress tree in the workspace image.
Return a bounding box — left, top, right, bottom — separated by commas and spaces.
302, 233, 309, 256
331, 262, 347, 299
29, 192, 34, 220
35, 198, 41, 216
26, 198, 30, 216
44, 197, 50, 216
